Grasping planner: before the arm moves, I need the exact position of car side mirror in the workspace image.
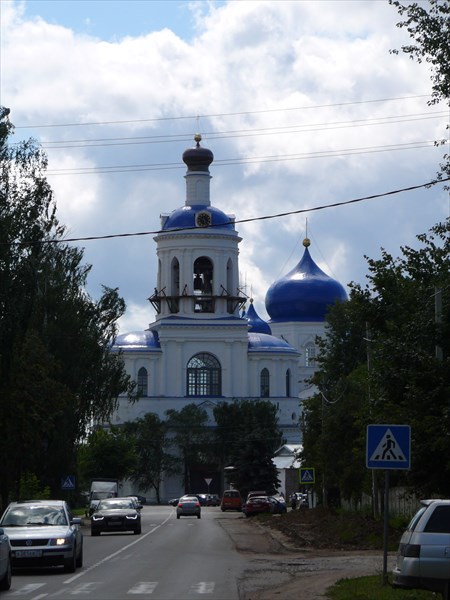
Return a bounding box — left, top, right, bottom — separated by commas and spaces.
71, 517, 82, 526
0, 528, 4, 535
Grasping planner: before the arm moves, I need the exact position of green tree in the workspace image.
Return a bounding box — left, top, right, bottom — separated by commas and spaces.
165, 404, 211, 494
0, 107, 135, 507
301, 220, 450, 503
390, 0, 450, 179
213, 399, 282, 498
78, 428, 137, 484
123, 413, 179, 504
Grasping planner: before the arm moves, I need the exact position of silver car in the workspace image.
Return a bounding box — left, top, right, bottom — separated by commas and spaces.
176, 496, 201, 519
0, 527, 11, 590
392, 499, 450, 597
0, 500, 83, 573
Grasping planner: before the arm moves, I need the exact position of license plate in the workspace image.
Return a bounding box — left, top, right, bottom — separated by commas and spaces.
15, 550, 43, 558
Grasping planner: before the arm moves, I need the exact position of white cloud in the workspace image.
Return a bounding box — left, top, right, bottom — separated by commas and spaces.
2, 0, 447, 333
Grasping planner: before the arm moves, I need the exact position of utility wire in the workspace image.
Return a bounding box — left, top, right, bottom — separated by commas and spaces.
9, 177, 449, 247
13, 94, 432, 130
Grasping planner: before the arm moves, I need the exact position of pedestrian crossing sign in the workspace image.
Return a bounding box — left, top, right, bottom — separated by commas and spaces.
366, 425, 410, 470
61, 475, 76, 490
299, 468, 315, 484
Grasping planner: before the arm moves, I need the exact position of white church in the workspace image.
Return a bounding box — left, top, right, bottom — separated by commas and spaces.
111, 135, 347, 501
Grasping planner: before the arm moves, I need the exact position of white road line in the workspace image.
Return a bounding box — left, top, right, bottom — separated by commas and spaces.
10, 583, 46, 596
191, 581, 215, 594
64, 512, 173, 584
127, 582, 158, 594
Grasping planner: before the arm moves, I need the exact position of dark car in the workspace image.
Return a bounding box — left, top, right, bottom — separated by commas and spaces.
268, 495, 287, 514
242, 496, 272, 517
176, 496, 201, 519
206, 494, 220, 506
0, 528, 11, 590
0, 500, 83, 573
91, 498, 141, 535
193, 494, 208, 506
168, 497, 179, 507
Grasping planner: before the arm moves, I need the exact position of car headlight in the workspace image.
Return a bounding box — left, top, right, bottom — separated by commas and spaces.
50, 537, 70, 546
92, 515, 105, 521
126, 514, 138, 520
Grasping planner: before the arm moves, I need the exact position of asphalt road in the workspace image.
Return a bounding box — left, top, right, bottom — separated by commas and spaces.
5, 505, 248, 600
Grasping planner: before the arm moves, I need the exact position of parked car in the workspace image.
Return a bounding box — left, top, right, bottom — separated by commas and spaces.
168, 497, 179, 507
246, 490, 268, 502
392, 499, 450, 597
176, 496, 201, 519
242, 496, 272, 517
206, 494, 220, 506
221, 490, 242, 512
0, 500, 83, 573
268, 495, 287, 514
91, 497, 141, 536
0, 528, 11, 590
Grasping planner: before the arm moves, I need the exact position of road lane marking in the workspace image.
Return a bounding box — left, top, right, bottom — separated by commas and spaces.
127, 582, 158, 594
10, 583, 46, 596
64, 512, 173, 584
191, 581, 215, 593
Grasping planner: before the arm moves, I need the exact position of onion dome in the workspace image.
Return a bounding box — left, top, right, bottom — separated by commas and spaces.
245, 299, 272, 335
248, 332, 298, 354
265, 238, 347, 322
182, 133, 214, 172
112, 330, 160, 351
161, 204, 234, 231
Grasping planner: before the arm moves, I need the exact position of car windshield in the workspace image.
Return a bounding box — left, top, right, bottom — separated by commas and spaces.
1, 505, 68, 527
98, 500, 133, 510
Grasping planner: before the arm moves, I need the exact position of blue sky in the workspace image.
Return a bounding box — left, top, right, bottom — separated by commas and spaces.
2, 1, 448, 334
20, 0, 214, 40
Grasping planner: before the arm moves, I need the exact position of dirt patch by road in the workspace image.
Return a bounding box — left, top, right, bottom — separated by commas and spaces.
217, 508, 396, 600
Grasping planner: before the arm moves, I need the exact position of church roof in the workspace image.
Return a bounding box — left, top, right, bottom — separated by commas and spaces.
161, 204, 234, 231
248, 332, 298, 354
245, 300, 272, 335
113, 330, 161, 351
265, 239, 347, 323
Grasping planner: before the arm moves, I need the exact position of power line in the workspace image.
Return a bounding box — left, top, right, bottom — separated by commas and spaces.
9, 177, 449, 246
45, 140, 440, 176
13, 94, 432, 130
30, 110, 446, 149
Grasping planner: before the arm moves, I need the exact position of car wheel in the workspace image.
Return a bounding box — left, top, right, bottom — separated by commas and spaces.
221, 508, 225, 512
76, 545, 83, 568
177, 514, 180, 519
134, 526, 141, 534
443, 581, 450, 600
0, 555, 11, 591
91, 530, 100, 536
197, 514, 201, 519
64, 549, 77, 573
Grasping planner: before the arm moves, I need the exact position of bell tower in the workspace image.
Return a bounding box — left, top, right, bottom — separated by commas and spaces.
149, 135, 247, 320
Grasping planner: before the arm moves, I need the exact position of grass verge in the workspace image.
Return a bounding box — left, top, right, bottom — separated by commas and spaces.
326, 575, 439, 599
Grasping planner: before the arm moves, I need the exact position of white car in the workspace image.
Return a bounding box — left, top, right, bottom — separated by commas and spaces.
0, 527, 11, 590
0, 500, 83, 573
392, 499, 450, 597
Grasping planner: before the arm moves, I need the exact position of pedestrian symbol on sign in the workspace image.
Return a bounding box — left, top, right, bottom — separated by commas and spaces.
370, 429, 405, 462
366, 424, 410, 470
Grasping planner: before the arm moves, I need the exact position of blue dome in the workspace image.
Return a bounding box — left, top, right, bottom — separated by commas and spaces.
265, 244, 347, 322
245, 301, 272, 335
113, 330, 160, 351
161, 204, 234, 231
248, 332, 298, 353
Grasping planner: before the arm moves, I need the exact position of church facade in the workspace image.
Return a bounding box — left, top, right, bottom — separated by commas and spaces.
111, 135, 347, 501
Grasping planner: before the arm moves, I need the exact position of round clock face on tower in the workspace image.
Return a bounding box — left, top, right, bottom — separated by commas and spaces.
196, 211, 211, 227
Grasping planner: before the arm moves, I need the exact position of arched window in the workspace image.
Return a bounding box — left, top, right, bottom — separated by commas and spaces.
137, 367, 148, 397
193, 256, 214, 312
260, 368, 270, 397
286, 369, 291, 397
187, 353, 221, 397
305, 343, 316, 367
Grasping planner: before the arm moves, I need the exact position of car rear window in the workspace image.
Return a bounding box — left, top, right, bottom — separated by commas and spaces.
224, 491, 239, 498
424, 505, 450, 533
